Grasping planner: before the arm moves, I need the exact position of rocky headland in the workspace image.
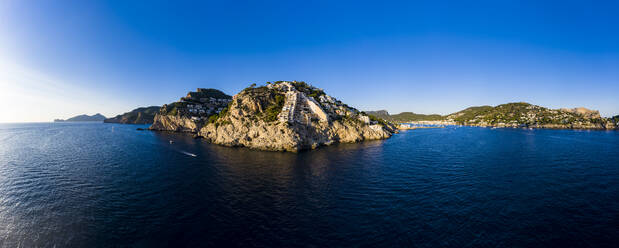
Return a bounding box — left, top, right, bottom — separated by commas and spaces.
149, 82, 396, 152
104, 106, 160, 124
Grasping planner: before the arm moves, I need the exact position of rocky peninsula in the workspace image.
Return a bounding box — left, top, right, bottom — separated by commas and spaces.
149, 82, 396, 152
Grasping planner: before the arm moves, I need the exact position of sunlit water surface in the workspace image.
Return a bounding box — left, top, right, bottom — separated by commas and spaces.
1, 123, 618, 247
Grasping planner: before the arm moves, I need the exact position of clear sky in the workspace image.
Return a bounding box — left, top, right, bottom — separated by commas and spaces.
1, 0, 618, 122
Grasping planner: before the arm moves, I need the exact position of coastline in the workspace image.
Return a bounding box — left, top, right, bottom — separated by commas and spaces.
400, 121, 618, 131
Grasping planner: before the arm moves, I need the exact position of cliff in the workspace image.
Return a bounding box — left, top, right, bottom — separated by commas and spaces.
54, 113, 106, 122
104, 106, 160, 124
150, 82, 395, 152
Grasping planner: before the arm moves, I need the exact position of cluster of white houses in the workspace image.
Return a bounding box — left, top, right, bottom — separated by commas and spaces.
179, 88, 232, 120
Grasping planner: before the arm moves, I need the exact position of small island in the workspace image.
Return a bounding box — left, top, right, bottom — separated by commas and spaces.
149, 82, 396, 152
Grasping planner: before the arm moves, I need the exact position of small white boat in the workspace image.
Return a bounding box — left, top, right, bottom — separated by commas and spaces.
169, 140, 174, 144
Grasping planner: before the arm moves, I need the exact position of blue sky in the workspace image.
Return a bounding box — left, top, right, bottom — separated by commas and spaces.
1, 0, 618, 122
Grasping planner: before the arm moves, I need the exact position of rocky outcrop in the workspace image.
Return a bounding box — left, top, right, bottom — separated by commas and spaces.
148, 88, 232, 132
150, 82, 395, 152
104, 106, 160, 124
149, 114, 201, 132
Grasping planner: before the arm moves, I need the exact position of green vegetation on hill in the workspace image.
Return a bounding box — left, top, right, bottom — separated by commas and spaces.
104, 106, 160, 124
263, 94, 285, 122
448, 106, 493, 123
289, 81, 326, 99
390, 112, 444, 122
186, 88, 232, 101
366, 110, 444, 122
367, 114, 389, 126
241, 84, 287, 122
163, 102, 185, 116
367, 102, 615, 129
365, 110, 390, 119
446, 102, 607, 127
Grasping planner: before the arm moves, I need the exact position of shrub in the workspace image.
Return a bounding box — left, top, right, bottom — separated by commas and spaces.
263, 94, 285, 122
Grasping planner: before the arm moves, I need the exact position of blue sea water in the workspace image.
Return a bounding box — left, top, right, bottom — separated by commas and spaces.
0, 122, 618, 247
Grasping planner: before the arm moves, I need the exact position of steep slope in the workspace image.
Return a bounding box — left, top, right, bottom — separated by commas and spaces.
54, 113, 106, 122
104, 106, 160, 124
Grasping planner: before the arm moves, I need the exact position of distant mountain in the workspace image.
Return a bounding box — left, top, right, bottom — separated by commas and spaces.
104, 106, 160, 124
365, 110, 443, 122
365, 110, 390, 119
54, 113, 106, 122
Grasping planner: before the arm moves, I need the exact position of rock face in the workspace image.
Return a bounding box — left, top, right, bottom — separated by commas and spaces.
150, 82, 395, 152
104, 106, 160, 124
150, 114, 201, 132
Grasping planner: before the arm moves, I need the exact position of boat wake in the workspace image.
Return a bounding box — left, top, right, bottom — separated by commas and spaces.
181, 151, 197, 157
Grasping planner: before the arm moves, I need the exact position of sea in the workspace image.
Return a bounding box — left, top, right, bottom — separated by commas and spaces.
0, 122, 618, 247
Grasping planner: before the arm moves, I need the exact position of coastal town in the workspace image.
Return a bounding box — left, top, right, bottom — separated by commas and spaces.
162, 88, 232, 122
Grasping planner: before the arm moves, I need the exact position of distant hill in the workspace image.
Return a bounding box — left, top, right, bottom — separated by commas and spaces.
365, 110, 443, 122
365, 110, 390, 119
445, 102, 615, 129
390, 112, 444, 122
104, 106, 160, 124
54, 113, 106, 122
367, 102, 618, 129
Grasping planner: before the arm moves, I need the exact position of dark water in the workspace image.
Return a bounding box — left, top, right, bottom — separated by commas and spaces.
1, 123, 618, 247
